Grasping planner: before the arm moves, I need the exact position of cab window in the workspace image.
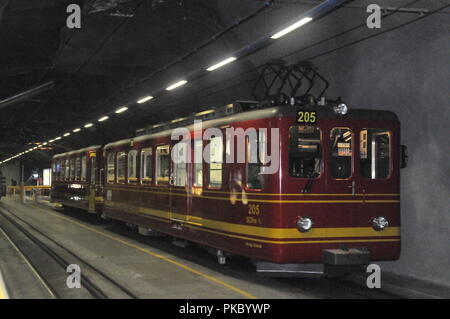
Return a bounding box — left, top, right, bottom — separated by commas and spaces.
330, 127, 352, 179
156, 145, 170, 185
289, 126, 322, 178
117, 152, 126, 183
107, 153, 115, 183
360, 129, 391, 179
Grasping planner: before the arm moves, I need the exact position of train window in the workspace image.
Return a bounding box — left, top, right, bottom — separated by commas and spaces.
156, 145, 170, 185
208, 136, 223, 188
173, 142, 187, 187
330, 127, 353, 179
75, 157, 81, 180
107, 153, 115, 183
289, 126, 322, 178
64, 159, 69, 180
246, 131, 265, 189
141, 148, 153, 183
360, 129, 391, 179
70, 159, 76, 180
193, 140, 203, 187
81, 157, 87, 181
128, 150, 137, 183
117, 152, 126, 183
90, 156, 96, 184
56, 161, 61, 181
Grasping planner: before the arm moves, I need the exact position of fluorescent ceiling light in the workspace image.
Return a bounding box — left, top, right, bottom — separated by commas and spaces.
271, 17, 312, 39
166, 80, 187, 91
137, 96, 153, 104
98, 116, 109, 122
84, 123, 93, 128
207, 57, 237, 71
55, 137, 62, 140
195, 109, 215, 116
115, 106, 128, 114
73, 128, 81, 132
63, 132, 71, 137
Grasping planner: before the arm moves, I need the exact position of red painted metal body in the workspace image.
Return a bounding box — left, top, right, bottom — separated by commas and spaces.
98, 106, 401, 264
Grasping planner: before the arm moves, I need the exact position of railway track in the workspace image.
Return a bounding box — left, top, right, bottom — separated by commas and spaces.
0, 204, 138, 299
0, 200, 416, 299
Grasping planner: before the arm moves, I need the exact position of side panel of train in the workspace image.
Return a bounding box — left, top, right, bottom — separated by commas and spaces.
102, 108, 401, 264
51, 146, 104, 213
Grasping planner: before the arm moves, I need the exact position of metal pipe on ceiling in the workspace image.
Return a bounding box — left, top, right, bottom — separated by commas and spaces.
0, 81, 54, 110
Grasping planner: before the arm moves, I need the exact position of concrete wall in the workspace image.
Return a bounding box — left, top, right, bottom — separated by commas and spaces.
0, 160, 21, 186
215, 0, 450, 286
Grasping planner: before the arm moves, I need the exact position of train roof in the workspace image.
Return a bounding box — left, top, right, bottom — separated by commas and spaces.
52, 145, 102, 160
104, 104, 398, 151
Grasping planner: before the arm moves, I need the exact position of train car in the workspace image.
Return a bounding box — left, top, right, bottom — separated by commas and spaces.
101, 102, 405, 275
51, 145, 104, 214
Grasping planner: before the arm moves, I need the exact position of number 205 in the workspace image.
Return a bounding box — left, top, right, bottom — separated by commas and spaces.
297, 111, 317, 123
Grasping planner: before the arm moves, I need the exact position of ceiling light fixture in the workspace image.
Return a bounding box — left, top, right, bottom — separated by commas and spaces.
271, 17, 312, 39
166, 80, 187, 91
206, 57, 237, 71
137, 96, 153, 104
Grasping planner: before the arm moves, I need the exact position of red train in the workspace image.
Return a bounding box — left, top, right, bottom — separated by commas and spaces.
51, 102, 406, 275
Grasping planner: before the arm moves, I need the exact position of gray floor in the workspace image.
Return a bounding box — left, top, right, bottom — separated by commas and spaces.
0, 197, 449, 299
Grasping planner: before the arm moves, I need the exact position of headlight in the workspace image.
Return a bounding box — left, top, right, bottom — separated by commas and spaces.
297, 216, 313, 232
372, 216, 389, 231
333, 103, 348, 115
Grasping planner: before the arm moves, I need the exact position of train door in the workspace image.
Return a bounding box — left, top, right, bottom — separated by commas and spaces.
357, 125, 399, 196
88, 152, 97, 213
169, 139, 190, 224
325, 126, 359, 195
154, 145, 171, 219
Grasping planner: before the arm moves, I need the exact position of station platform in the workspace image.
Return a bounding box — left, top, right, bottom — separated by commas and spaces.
0, 197, 449, 299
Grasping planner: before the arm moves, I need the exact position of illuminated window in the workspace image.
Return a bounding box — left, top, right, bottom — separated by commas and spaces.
156, 145, 170, 185
70, 159, 76, 180
117, 152, 126, 183
193, 140, 203, 187
289, 126, 322, 178
208, 136, 223, 188
141, 148, 153, 183
128, 150, 137, 182
107, 153, 115, 183
173, 142, 187, 187
330, 127, 353, 179
246, 130, 265, 189
360, 129, 391, 179
65, 159, 70, 180
75, 157, 81, 180
81, 157, 87, 181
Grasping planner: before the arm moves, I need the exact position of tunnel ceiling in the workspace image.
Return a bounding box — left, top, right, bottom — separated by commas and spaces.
0, 0, 240, 164
1, 0, 444, 167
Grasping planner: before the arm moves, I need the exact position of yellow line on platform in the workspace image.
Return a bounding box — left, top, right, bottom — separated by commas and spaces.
0, 271, 9, 299
44, 210, 256, 299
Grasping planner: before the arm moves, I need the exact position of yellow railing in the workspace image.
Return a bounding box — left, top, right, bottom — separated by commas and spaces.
7, 185, 51, 200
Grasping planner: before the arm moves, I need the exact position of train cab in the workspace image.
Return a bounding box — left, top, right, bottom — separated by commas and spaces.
51, 145, 104, 214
